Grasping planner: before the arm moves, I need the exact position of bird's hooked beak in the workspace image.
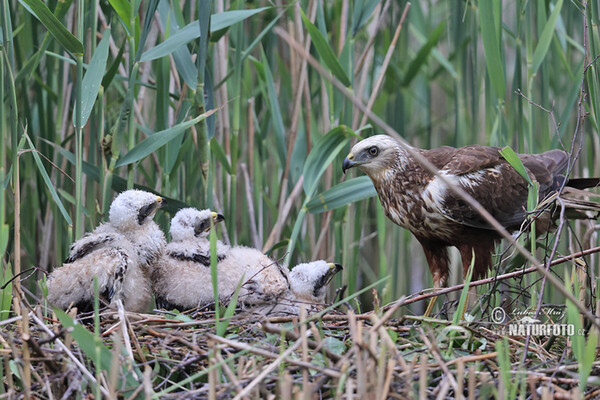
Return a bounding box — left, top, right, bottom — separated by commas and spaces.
342, 153, 356, 174
324, 262, 343, 285
210, 212, 225, 231
137, 196, 167, 224
196, 212, 226, 235
153, 196, 168, 215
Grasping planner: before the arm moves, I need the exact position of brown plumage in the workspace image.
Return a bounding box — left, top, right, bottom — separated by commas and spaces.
342, 135, 600, 291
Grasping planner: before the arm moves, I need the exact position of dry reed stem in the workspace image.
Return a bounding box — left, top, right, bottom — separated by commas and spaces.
29, 313, 110, 397
263, 176, 305, 252
207, 334, 341, 378
358, 2, 411, 129
240, 163, 260, 248
231, 332, 305, 400
261, 322, 342, 363
419, 327, 461, 397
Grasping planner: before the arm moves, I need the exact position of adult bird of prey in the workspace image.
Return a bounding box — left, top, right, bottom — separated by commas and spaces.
47, 190, 167, 313
152, 207, 227, 310
342, 134, 600, 314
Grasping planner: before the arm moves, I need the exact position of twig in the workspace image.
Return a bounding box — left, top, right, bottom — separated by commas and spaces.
21, 333, 60, 373
29, 313, 111, 397
261, 322, 341, 363
207, 334, 341, 379
420, 328, 461, 398
231, 331, 303, 399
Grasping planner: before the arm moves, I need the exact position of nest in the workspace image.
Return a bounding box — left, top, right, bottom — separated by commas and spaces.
2, 288, 599, 399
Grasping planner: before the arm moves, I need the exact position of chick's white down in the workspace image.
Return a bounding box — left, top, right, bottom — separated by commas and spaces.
154, 210, 342, 315
47, 190, 166, 312
152, 208, 229, 310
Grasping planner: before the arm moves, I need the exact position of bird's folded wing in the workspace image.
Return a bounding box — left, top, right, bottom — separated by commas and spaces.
48, 246, 129, 310
166, 250, 226, 266
65, 230, 119, 263
426, 145, 503, 175
438, 162, 530, 230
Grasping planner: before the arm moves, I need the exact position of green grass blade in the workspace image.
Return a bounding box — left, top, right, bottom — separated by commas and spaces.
253, 50, 287, 167
141, 7, 270, 62
210, 138, 232, 175
532, 0, 563, 74
154, 1, 197, 88
452, 253, 473, 325
216, 277, 243, 337
495, 338, 513, 396
580, 330, 598, 392
134, 0, 159, 62
0, 265, 12, 321
302, 126, 354, 197
24, 135, 72, 225
14, 0, 73, 84
306, 176, 376, 213
0, 224, 7, 257
479, 0, 505, 99
107, 0, 132, 34
74, 28, 110, 127
19, 0, 83, 55
300, 9, 351, 87
402, 21, 445, 87
499, 146, 533, 185
211, 7, 271, 32
140, 18, 199, 62
351, 0, 381, 36
115, 109, 217, 168
101, 38, 126, 89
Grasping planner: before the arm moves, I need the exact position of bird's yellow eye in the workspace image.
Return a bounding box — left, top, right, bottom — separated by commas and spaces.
369, 146, 379, 156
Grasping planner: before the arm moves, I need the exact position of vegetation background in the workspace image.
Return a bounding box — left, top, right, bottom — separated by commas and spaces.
2, 0, 600, 398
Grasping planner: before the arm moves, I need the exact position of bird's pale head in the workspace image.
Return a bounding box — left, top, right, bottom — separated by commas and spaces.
342, 135, 401, 178
289, 261, 343, 303
109, 190, 166, 230
170, 207, 225, 242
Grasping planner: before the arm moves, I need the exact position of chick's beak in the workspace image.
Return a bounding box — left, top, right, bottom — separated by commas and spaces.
342, 154, 356, 174
212, 212, 225, 224
204, 212, 225, 232
156, 196, 167, 208
325, 262, 344, 284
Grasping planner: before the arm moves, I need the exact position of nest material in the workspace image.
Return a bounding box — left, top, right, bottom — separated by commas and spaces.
2, 298, 598, 399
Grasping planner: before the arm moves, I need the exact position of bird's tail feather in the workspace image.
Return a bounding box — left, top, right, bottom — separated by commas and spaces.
566, 177, 600, 190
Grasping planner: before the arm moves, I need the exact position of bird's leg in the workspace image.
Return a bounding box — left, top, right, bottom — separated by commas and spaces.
423, 293, 437, 318
420, 242, 449, 318
423, 274, 443, 318
458, 246, 479, 320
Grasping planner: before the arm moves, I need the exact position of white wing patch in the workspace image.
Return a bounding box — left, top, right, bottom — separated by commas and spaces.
424, 169, 488, 209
